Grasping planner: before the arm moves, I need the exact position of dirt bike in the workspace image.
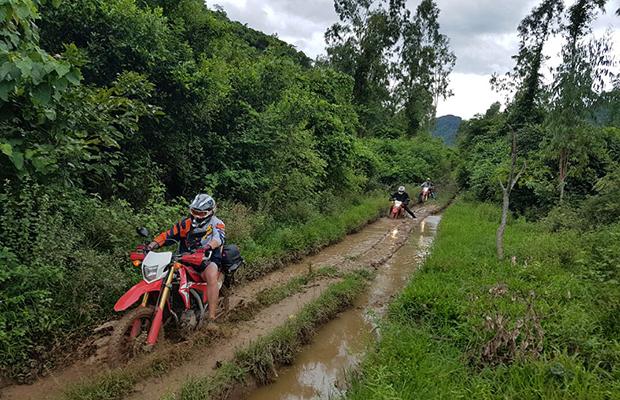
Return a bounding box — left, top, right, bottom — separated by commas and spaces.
107, 227, 243, 366
419, 186, 433, 203
389, 200, 405, 219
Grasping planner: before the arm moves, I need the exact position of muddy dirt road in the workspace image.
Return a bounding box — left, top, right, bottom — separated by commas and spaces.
0, 203, 442, 400
244, 215, 441, 400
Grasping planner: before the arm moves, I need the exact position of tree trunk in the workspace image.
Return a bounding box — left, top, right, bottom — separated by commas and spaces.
497, 127, 526, 261
496, 191, 510, 261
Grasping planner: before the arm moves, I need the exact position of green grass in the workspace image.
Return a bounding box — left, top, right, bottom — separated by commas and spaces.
346, 198, 620, 399
228, 266, 341, 323
238, 193, 388, 281
177, 270, 373, 400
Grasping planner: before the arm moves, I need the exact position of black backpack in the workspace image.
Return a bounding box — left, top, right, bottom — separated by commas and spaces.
221, 244, 243, 273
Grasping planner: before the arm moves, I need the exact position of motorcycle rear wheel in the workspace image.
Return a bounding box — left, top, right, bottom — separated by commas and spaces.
108, 305, 160, 367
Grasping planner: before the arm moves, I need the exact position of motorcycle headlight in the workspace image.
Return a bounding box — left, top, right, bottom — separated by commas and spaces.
143, 264, 159, 283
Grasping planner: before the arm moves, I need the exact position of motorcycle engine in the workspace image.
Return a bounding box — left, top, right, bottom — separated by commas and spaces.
179, 309, 198, 329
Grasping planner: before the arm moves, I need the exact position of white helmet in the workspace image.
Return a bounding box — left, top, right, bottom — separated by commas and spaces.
189, 194, 216, 228
398, 186, 405, 193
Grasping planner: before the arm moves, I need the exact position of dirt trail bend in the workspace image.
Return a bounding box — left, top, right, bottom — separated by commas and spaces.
0, 203, 440, 400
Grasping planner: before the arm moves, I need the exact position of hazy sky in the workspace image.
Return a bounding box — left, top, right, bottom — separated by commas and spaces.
210, 0, 619, 119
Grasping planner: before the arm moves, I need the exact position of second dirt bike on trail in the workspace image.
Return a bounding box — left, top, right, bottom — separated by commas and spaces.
419, 186, 433, 203
107, 227, 243, 366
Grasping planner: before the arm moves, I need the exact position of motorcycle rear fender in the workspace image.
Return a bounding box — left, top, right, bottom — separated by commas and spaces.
114, 279, 162, 312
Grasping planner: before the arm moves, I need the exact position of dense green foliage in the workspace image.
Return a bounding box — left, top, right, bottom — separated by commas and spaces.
323, 0, 455, 137
0, 0, 454, 382
347, 200, 620, 399
460, 0, 619, 218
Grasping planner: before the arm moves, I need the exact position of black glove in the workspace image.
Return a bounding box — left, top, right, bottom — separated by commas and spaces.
195, 244, 212, 255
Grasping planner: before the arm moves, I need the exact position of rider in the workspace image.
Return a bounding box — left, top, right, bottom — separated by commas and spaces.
389, 186, 416, 218
146, 194, 225, 323
419, 178, 435, 199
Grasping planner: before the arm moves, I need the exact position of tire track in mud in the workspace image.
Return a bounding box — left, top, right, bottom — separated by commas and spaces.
0, 204, 440, 400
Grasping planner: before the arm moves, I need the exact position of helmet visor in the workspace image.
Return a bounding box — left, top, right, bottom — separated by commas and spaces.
190, 207, 212, 218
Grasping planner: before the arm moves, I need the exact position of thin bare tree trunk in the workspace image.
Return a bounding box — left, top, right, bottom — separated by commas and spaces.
497, 127, 526, 261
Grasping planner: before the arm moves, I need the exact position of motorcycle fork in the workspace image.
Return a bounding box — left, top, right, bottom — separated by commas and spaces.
146, 267, 176, 346
129, 294, 150, 340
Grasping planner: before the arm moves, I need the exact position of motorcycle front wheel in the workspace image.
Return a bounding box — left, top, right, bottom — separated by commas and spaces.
108, 305, 160, 367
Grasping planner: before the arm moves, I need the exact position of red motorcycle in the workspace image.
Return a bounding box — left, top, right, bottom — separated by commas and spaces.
389, 200, 404, 219
107, 227, 243, 366
419, 186, 433, 203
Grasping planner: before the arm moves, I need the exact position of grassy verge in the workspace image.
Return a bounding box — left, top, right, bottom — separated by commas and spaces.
177, 269, 373, 400
346, 198, 620, 399
228, 267, 341, 323
237, 192, 388, 281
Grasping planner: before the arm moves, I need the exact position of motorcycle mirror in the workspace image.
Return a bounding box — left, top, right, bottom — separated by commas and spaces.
136, 227, 149, 238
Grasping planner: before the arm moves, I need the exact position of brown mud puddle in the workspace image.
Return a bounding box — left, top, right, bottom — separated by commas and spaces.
243, 215, 442, 400
0, 205, 440, 400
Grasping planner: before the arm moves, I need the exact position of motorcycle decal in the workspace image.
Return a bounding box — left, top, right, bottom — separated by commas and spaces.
178, 267, 191, 309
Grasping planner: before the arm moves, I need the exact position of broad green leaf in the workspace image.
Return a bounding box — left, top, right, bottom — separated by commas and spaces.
32, 83, 52, 105
0, 80, 14, 101
52, 76, 68, 92
54, 62, 70, 78
15, 3, 31, 20
9, 150, 24, 170
65, 70, 80, 85
0, 142, 12, 156
52, 0, 62, 7
14, 56, 33, 76
44, 108, 56, 121
0, 61, 12, 80
29, 63, 45, 85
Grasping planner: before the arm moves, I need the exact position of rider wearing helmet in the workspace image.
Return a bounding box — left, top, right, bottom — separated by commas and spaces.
419, 178, 435, 199
147, 194, 225, 322
389, 186, 416, 218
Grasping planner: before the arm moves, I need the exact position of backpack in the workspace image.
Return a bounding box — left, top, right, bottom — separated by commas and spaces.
221, 244, 244, 273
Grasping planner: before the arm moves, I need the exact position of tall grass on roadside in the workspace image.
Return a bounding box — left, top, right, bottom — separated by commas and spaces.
346, 199, 620, 399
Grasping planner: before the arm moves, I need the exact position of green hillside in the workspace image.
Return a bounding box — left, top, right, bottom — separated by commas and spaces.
432, 114, 462, 146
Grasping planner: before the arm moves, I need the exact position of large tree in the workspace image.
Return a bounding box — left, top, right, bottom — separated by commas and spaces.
324, 0, 406, 135
544, 0, 612, 202
396, 0, 455, 136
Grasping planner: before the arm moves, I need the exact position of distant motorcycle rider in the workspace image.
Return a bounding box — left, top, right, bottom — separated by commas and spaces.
147, 194, 225, 323
419, 178, 435, 200
389, 186, 416, 218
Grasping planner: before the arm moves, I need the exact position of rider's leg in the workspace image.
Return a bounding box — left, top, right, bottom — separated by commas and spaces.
404, 204, 416, 218
200, 262, 220, 320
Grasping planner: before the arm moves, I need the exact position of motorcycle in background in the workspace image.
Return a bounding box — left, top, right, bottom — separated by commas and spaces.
419, 186, 433, 203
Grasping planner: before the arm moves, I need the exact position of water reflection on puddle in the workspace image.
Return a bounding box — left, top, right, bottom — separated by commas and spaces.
245, 215, 442, 400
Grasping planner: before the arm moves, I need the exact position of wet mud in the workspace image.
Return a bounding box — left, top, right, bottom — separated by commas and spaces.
242, 215, 441, 400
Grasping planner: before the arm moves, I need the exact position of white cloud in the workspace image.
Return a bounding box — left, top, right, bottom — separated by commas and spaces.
437, 73, 504, 119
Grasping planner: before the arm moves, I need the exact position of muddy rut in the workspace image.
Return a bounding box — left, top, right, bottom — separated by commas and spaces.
0, 203, 441, 400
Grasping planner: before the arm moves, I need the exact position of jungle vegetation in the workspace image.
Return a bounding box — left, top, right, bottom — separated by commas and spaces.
0, 0, 456, 381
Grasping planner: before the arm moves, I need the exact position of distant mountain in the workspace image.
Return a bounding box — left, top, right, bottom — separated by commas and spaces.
432, 115, 462, 146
